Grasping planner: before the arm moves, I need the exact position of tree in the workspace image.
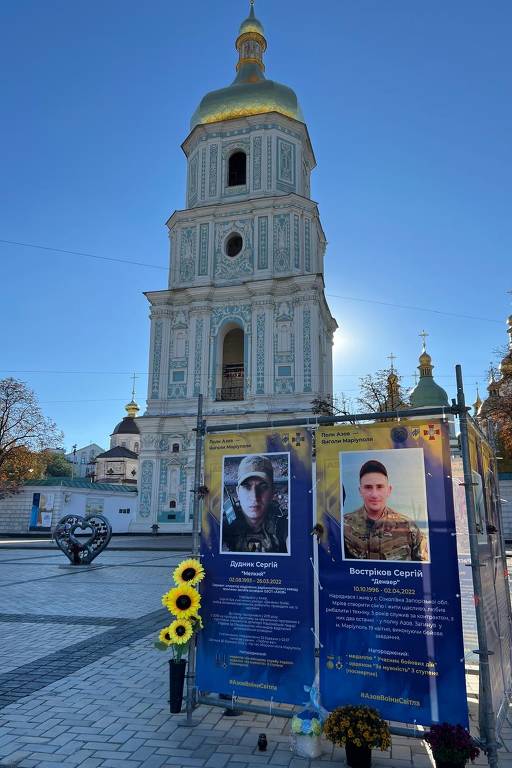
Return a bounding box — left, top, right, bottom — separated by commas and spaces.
43, 450, 72, 478
357, 369, 408, 413
482, 389, 512, 463
312, 369, 409, 417
0, 378, 63, 497
311, 394, 350, 417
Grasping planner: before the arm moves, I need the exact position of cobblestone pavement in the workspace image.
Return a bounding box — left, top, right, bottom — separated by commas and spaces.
0, 546, 511, 767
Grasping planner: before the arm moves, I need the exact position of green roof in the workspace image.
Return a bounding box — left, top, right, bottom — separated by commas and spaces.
24, 478, 137, 493
409, 377, 449, 408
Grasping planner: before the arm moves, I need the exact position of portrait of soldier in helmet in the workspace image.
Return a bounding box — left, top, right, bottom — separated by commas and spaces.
221, 453, 290, 555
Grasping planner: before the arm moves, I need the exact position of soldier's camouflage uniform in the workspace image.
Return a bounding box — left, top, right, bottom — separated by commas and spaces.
221, 503, 288, 554
343, 506, 428, 561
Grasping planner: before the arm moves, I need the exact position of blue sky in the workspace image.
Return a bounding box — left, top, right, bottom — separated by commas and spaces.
1, 0, 510, 450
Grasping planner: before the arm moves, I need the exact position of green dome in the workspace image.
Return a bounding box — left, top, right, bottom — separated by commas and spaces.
409, 377, 449, 408
190, 4, 304, 130
409, 348, 449, 408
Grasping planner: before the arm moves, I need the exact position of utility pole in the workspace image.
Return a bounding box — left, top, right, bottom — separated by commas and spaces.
186, 394, 205, 726
456, 365, 499, 768
71, 444, 77, 479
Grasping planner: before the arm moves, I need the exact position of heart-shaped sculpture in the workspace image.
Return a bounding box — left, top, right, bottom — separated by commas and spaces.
54, 514, 112, 565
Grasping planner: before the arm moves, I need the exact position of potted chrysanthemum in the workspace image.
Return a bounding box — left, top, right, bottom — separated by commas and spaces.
323, 705, 390, 768
424, 723, 480, 768
155, 558, 205, 713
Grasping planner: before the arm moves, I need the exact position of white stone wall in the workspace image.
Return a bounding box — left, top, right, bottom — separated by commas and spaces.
168, 196, 325, 290
133, 421, 195, 533
144, 275, 335, 419
182, 114, 314, 210
0, 486, 137, 535
95, 457, 139, 485
110, 433, 140, 453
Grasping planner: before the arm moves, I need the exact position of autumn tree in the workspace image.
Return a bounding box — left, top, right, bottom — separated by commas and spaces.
0, 378, 63, 497
312, 370, 409, 417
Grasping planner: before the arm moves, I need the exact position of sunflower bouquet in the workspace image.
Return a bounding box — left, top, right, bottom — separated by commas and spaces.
155, 558, 205, 661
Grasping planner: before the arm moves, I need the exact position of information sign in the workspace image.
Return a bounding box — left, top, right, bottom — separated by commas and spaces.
197, 428, 315, 704
316, 420, 468, 726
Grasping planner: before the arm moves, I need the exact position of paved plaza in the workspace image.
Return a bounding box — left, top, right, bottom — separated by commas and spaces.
0, 538, 511, 767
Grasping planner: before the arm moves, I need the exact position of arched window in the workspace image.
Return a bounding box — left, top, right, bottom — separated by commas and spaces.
219, 327, 244, 401
172, 443, 180, 453
169, 500, 177, 509
228, 152, 246, 187
134, 442, 139, 453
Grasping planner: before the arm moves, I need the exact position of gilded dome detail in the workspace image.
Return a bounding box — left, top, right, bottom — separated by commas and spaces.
190, 3, 303, 130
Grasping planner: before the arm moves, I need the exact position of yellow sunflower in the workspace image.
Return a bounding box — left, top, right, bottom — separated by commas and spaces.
159, 626, 173, 646
168, 618, 193, 645
162, 584, 201, 618
173, 558, 205, 586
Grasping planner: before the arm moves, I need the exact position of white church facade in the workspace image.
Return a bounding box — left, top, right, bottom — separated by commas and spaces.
132, 4, 337, 532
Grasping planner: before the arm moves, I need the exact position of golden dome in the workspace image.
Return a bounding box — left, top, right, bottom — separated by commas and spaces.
238, 4, 265, 37
125, 399, 139, 418
190, 4, 304, 129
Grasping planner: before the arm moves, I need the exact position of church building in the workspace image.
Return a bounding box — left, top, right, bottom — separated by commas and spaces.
132, 4, 337, 532
94, 396, 140, 485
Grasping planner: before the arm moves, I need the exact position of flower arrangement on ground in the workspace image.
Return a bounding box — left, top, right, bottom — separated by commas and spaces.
323, 705, 390, 767
155, 557, 205, 713
291, 712, 323, 737
290, 678, 327, 759
155, 557, 205, 661
424, 723, 480, 767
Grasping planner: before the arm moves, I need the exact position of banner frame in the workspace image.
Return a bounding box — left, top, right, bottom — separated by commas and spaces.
184, 365, 508, 765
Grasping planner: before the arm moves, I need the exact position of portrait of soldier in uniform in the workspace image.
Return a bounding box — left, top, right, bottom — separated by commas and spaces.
343, 458, 429, 562
221, 453, 290, 555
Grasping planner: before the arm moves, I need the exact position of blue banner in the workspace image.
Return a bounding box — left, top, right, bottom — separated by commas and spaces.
197, 428, 315, 705
316, 421, 468, 727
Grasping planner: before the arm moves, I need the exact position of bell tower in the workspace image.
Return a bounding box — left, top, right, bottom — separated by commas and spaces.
133, 3, 337, 532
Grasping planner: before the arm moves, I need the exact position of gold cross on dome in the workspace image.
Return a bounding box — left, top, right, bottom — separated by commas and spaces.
131, 372, 138, 400
387, 352, 396, 372
419, 329, 429, 351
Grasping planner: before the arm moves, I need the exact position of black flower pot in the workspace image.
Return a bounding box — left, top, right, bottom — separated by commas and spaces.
345, 740, 372, 768
434, 761, 465, 768
169, 658, 186, 713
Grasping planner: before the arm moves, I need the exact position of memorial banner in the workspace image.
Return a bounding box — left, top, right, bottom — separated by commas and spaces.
197, 428, 315, 705
468, 422, 512, 726
316, 420, 468, 726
